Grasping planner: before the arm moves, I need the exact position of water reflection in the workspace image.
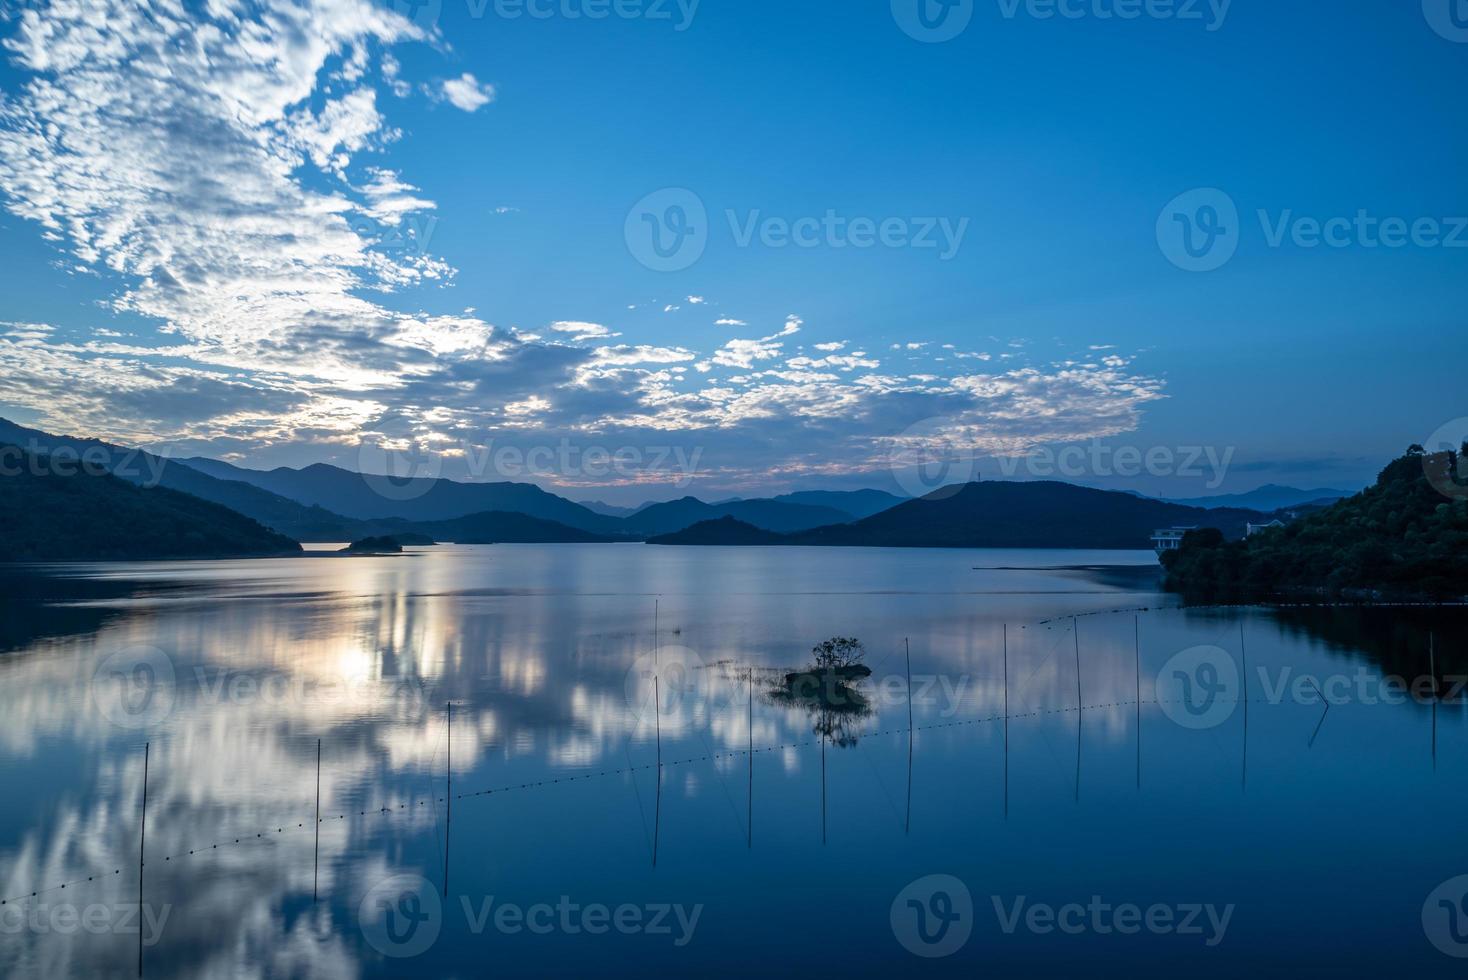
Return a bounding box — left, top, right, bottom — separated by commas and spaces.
0, 546, 1464, 977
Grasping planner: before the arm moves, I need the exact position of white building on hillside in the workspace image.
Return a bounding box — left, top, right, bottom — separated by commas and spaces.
1151, 526, 1197, 552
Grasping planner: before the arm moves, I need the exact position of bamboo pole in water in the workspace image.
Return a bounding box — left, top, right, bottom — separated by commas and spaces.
443, 703, 452, 898
138, 741, 148, 979
1003, 624, 1009, 819
1134, 615, 1141, 790
905, 638, 913, 836
313, 739, 321, 901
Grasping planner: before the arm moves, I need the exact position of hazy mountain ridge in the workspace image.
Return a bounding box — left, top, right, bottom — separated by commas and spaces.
621, 496, 854, 536
647, 481, 1271, 549
1163, 484, 1352, 511
0, 443, 301, 561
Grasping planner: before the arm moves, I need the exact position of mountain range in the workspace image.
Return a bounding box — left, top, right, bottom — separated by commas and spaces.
2, 417, 1307, 556
1163, 484, 1351, 511
652, 481, 1269, 550
0, 444, 299, 561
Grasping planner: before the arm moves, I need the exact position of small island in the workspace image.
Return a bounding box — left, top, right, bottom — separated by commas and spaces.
341, 535, 406, 554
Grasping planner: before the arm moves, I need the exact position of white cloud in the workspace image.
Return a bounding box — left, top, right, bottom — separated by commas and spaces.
439, 73, 495, 112
0, 0, 1170, 486
549, 321, 617, 341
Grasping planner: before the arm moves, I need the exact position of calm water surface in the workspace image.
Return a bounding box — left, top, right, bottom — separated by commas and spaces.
1, 545, 1466, 977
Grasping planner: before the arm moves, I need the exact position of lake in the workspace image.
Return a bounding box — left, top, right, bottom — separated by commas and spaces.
1, 544, 1466, 977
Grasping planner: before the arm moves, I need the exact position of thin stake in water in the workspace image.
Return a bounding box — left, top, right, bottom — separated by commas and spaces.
1430, 632, 1438, 769
821, 726, 827, 845
1240, 621, 1248, 792
1003, 623, 1009, 819
443, 702, 452, 898
313, 739, 321, 902
1134, 615, 1141, 790
1073, 618, 1081, 803
138, 741, 149, 979
905, 638, 913, 836
747, 667, 753, 849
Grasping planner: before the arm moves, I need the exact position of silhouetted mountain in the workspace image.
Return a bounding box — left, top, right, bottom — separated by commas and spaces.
413, 510, 622, 544
768, 488, 905, 520
622, 496, 852, 536
181, 456, 622, 533
0, 417, 374, 541
790, 482, 1267, 549
1164, 484, 1352, 512
0, 445, 300, 561
575, 499, 639, 518
646, 517, 786, 545
1161, 448, 1468, 601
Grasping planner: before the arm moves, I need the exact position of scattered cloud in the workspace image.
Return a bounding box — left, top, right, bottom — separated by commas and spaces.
0, 0, 1170, 487
439, 73, 495, 112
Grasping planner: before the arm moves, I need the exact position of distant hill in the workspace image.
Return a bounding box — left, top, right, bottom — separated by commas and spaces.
0, 417, 376, 541
1164, 484, 1352, 512
575, 499, 639, 518
414, 510, 622, 544
643, 481, 1270, 549
621, 496, 853, 536
790, 481, 1267, 549
1161, 448, 1468, 601
647, 517, 786, 545
181, 456, 623, 533
0, 445, 301, 561
768, 488, 905, 520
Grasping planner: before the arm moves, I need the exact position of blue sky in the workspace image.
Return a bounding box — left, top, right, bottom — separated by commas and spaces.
0, 0, 1464, 503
